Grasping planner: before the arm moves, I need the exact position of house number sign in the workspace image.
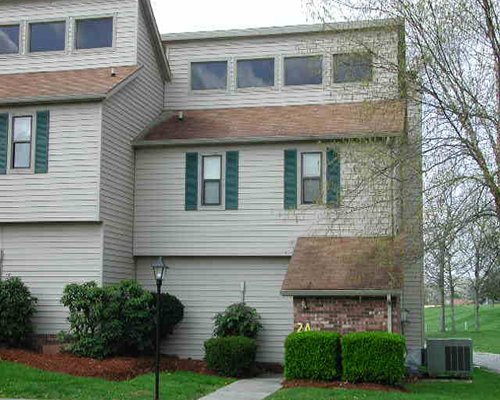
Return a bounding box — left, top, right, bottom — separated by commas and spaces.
295, 322, 312, 332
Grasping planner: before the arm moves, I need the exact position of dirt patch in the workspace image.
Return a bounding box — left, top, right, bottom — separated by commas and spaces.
0, 348, 213, 381
283, 379, 409, 392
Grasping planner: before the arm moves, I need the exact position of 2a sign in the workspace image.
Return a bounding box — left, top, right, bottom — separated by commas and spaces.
295, 322, 312, 332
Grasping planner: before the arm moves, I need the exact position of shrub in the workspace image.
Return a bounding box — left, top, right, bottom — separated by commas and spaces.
204, 336, 257, 377
284, 331, 341, 381
213, 303, 262, 339
342, 331, 406, 385
0, 277, 37, 347
61, 280, 184, 359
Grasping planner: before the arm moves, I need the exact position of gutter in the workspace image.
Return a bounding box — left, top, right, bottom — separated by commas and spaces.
280, 289, 403, 297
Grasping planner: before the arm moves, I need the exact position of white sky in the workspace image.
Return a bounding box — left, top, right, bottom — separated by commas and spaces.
150, 0, 316, 34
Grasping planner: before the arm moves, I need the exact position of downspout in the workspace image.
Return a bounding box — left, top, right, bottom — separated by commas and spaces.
387, 294, 393, 333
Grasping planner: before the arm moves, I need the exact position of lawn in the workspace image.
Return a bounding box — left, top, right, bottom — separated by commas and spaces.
425, 304, 500, 353
0, 361, 233, 400
267, 369, 500, 400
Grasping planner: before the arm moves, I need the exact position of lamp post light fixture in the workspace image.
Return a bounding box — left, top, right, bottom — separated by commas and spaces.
151, 257, 168, 400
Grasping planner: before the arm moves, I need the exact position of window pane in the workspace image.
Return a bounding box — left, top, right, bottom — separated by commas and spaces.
0, 25, 20, 54
284, 56, 323, 86
76, 18, 113, 49
303, 179, 321, 203
303, 153, 321, 177
13, 143, 31, 168
13, 117, 32, 142
191, 61, 227, 90
237, 58, 275, 88
30, 21, 66, 52
204, 181, 220, 205
333, 54, 372, 83
203, 156, 221, 179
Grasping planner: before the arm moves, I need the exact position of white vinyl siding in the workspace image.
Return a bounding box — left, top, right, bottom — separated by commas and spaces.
0, 103, 102, 222
136, 256, 293, 363
0, 223, 103, 334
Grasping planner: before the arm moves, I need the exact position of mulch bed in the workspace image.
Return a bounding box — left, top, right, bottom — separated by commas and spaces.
282, 379, 410, 392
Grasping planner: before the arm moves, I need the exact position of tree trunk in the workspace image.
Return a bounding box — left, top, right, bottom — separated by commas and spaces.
439, 254, 446, 332
450, 280, 456, 333
475, 286, 481, 332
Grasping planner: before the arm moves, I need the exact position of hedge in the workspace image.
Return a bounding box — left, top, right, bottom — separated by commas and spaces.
204, 336, 257, 377
284, 331, 341, 381
342, 331, 406, 385
213, 302, 262, 339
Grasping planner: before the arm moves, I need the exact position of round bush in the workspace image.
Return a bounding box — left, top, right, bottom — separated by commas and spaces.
285, 331, 341, 381
213, 303, 262, 339
342, 331, 406, 385
0, 277, 37, 346
152, 292, 185, 337
204, 336, 257, 377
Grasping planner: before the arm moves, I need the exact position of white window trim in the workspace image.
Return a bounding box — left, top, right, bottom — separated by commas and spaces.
188, 58, 230, 94
26, 18, 69, 55
0, 22, 22, 58
71, 13, 118, 54
297, 149, 329, 208
234, 56, 278, 92
281, 53, 326, 89
331, 52, 374, 86
7, 112, 37, 175
198, 152, 226, 210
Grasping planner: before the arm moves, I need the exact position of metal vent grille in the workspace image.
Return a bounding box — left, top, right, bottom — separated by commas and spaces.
445, 345, 471, 372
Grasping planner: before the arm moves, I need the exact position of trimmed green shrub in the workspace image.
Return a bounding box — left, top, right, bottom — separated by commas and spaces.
284, 331, 341, 381
213, 302, 262, 339
0, 277, 37, 347
342, 331, 406, 385
204, 336, 257, 377
153, 292, 184, 337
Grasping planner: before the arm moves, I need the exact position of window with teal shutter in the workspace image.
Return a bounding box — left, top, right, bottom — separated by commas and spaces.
185, 152, 199, 210
225, 151, 239, 210
327, 148, 341, 206
0, 113, 8, 174
284, 149, 298, 209
35, 111, 50, 174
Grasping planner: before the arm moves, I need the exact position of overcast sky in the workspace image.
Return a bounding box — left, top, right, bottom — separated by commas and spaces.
150, 0, 316, 34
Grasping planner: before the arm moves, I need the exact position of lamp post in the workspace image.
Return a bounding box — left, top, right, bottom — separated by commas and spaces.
151, 257, 168, 400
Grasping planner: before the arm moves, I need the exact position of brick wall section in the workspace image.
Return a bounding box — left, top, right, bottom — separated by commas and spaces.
293, 296, 401, 334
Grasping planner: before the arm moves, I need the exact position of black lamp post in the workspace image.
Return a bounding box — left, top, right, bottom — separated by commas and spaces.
151, 257, 168, 400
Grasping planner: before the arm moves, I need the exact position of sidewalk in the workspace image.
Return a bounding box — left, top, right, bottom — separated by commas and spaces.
474, 352, 500, 374
198, 375, 282, 400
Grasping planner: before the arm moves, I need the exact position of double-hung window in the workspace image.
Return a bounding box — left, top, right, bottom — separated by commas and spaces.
12, 116, 33, 169
202, 155, 222, 206
301, 152, 322, 204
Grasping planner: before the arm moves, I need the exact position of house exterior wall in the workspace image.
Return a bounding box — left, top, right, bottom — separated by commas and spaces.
0, 103, 102, 222
0, 0, 138, 74
136, 256, 293, 363
164, 27, 399, 110
133, 141, 396, 257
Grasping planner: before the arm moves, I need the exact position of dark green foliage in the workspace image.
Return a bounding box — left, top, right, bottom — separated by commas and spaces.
213, 302, 262, 339
0, 277, 37, 346
204, 336, 257, 377
342, 331, 406, 385
60, 280, 183, 359
284, 331, 341, 381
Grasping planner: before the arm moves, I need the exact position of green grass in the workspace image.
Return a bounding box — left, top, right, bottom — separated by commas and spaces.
425, 304, 500, 353
267, 369, 500, 400
0, 361, 233, 400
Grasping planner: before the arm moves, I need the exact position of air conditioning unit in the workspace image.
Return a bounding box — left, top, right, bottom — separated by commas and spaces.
426, 339, 473, 378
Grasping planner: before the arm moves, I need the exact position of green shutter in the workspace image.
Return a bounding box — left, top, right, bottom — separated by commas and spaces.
35, 111, 50, 174
327, 148, 341, 206
185, 152, 198, 210
284, 149, 297, 209
0, 113, 7, 175
225, 151, 239, 210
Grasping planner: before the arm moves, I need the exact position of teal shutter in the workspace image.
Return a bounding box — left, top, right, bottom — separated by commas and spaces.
35, 111, 50, 174
225, 151, 239, 210
327, 148, 341, 206
0, 113, 7, 175
284, 149, 297, 209
185, 152, 198, 210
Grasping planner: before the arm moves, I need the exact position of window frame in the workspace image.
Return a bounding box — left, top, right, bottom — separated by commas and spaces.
28, 19, 67, 53
0, 23, 21, 56
332, 52, 373, 84
300, 152, 323, 205
201, 154, 223, 206
236, 57, 277, 90
283, 55, 324, 87
190, 60, 230, 92
10, 114, 35, 171
73, 15, 116, 52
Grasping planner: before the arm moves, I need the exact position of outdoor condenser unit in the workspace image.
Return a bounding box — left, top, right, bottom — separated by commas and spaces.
426, 339, 473, 378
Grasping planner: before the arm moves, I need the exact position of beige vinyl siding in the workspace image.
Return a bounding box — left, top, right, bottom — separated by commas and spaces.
165, 28, 399, 110
0, 103, 102, 222
136, 256, 293, 363
134, 142, 395, 257
0, 0, 137, 74
99, 0, 164, 284
0, 223, 103, 334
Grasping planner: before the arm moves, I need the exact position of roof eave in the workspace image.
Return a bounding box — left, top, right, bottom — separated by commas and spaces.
0, 94, 106, 107
280, 289, 403, 297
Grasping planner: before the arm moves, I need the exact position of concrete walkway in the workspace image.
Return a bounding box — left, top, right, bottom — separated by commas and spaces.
199, 375, 282, 400
474, 352, 500, 374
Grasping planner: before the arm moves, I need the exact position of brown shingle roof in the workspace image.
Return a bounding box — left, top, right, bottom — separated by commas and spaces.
143, 99, 405, 142
0, 66, 140, 105
281, 237, 403, 294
